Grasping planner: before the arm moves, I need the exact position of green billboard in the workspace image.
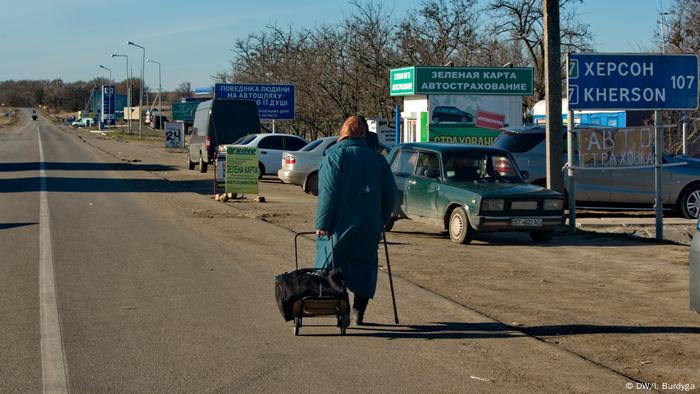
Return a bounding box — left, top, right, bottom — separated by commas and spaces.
389, 66, 534, 96
171, 102, 200, 123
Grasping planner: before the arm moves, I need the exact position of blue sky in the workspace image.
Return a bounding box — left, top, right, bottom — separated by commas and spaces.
0, 0, 671, 91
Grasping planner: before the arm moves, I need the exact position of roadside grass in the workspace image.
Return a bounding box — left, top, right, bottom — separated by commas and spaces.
103, 128, 164, 142
0, 108, 17, 127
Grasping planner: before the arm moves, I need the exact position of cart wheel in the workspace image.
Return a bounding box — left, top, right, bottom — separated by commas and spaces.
294, 317, 302, 336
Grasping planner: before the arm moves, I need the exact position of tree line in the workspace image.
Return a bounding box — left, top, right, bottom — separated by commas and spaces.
217, 0, 593, 139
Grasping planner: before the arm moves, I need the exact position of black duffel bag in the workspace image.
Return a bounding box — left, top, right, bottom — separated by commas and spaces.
274, 268, 348, 321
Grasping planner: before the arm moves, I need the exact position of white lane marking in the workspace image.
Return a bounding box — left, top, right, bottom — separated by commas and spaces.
38, 126, 69, 393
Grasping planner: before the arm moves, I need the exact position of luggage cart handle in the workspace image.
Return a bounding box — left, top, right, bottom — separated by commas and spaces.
294, 231, 335, 271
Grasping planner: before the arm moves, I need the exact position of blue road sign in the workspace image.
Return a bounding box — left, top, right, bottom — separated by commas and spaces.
215, 83, 295, 120
101, 85, 116, 126
568, 53, 699, 110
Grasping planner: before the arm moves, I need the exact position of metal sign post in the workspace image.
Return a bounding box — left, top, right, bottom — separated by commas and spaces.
654, 112, 664, 240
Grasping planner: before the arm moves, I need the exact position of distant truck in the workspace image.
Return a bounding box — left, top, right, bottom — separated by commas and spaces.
71, 118, 94, 128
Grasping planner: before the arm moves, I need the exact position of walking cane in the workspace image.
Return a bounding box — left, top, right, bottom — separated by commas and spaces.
382, 231, 399, 324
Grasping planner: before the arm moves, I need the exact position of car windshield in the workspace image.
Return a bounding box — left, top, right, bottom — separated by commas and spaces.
301, 139, 325, 151
443, 151, 523, 183
232, 135, 257, 145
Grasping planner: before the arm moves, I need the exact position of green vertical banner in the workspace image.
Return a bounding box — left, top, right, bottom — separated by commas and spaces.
420, 111, 429, 142
225, 146, 260, 195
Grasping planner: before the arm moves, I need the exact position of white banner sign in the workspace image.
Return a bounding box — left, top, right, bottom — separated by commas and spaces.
164, 121, 185, 148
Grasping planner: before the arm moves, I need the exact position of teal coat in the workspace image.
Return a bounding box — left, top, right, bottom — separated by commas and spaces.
314, 138, 397, 298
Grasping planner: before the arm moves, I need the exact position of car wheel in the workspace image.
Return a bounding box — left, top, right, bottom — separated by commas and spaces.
460, 116, 468, 123
679, 184, 700, 219
187, 153, 196, 170
258, 162, 265, 180
199, 155, 208, 173
448, 207, 474, 244
305, 172, 319, 196
432, 116, 440, 124
530, 230, 554, 243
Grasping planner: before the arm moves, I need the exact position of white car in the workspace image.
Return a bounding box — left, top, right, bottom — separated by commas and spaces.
232, 133, 308, 178
71, 118, 94, 128
278, 136, 391, 195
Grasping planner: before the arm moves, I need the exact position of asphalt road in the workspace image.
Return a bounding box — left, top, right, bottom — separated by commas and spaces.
0, 110, 645, 393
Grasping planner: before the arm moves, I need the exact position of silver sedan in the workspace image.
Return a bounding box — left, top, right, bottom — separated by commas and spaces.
278, 137, 339, 195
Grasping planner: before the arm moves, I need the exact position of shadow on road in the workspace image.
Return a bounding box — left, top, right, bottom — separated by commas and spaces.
387, 228, 661, 247
0, 162, 175, 172
1, 177, 213, 195
301, 321, 700, 339
0, 222, 37, 230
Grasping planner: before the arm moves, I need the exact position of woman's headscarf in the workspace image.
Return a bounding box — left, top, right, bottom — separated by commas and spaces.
338, 115, 367, 141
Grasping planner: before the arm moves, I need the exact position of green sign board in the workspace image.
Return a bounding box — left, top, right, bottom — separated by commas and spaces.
390, 67, 416, 96
389, 66, 534, 96
171, 102, 199, 123
225, 146, 260, 195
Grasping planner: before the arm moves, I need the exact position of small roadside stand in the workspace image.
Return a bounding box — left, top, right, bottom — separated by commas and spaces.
214, 145, 261, 201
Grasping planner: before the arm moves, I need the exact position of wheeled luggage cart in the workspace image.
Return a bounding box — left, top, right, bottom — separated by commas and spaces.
292, 232, 350, 336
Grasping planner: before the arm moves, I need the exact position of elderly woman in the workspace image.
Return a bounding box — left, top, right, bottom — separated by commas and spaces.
314, 115, 397, 325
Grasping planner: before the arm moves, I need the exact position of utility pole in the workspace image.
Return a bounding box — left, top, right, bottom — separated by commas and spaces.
655, 11, 670, 241
112, 54, 131, 134
147, 59, 162, 129
128, 41, 145, 138
543, 0, 564, 193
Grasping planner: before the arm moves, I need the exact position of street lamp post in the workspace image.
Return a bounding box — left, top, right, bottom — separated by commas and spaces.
128, 41, 145, 138
147, 58, 162, 129
98, 65, 112, 82
112, 54, 131, 134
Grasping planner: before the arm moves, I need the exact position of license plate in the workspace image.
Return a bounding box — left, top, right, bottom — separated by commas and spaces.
511, 218, 542, 227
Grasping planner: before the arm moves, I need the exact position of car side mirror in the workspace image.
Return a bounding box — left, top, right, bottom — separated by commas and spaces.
520, 170, 529, 180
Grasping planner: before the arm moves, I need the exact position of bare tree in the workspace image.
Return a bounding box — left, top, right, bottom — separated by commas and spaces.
666, 0, 700, 54
486, 0, 592, 100
395, 0, 482, 66
175, 81, 193, 98
662, 0, 700, 155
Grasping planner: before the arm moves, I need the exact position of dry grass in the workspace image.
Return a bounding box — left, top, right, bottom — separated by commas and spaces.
0, 108, 17, 127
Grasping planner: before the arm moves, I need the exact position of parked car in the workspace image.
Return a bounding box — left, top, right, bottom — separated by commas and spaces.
387, 143, 564, 244
71, 118, 94, 128
232, 133, 308, 178
187, 99, 261, 173
278, 136, 392, 195
494, 125, 700, 218
431, 106, 474, 124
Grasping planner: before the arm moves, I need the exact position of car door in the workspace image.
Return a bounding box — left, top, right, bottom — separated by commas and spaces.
608, 155, 669, 204
258, 135, 286, 174
405, 151, 441, 219
389, 148, 418, 217
572, 130, 612, 203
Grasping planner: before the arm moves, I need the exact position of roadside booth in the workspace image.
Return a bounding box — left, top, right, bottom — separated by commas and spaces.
389, 66, 534, 145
